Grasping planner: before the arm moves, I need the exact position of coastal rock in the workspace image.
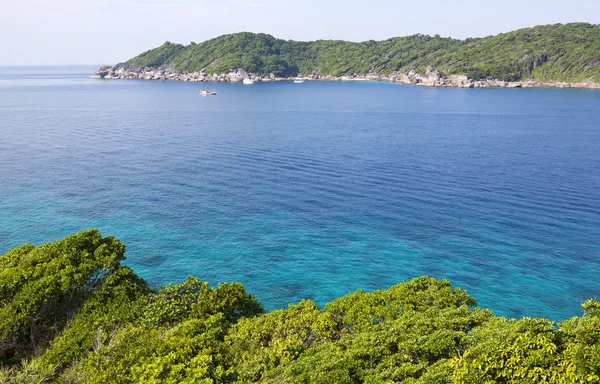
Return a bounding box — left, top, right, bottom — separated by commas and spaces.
91, 65, 600, 90
573, 82, 600, 89
522, 80, 541, 88
407, 70, 418, 83
95, 65, 112, 78
418, 68, 442, 86
396, 72, 417, 84
448, 75, 470, 88
554, 82, 572, 88
309, 69, 321, 79
228, 68, 248, 82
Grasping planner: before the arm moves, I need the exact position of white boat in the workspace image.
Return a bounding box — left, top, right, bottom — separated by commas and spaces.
243, 78, 254, 85
199, 89, 217, 95
293, 80, 304, 84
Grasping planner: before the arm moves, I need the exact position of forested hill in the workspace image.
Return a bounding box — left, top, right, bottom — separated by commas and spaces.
120, 22, 600, 82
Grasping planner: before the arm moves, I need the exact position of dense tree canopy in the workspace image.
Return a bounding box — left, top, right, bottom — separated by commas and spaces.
121, 23, 600, 82
1, 230, 599, 383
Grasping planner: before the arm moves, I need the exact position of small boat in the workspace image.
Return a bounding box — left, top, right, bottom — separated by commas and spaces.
199, 89, 217, 95
243, 78, 254, 85
293, 80, 304, 83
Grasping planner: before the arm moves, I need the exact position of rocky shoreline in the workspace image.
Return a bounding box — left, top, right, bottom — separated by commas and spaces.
92, 65, 600, 90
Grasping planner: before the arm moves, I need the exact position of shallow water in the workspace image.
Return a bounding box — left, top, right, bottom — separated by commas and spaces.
1, 66, 599, 320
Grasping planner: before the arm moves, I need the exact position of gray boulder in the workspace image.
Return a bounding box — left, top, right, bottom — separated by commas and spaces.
419, 68, 441, 86
228, 68, 248, 82
448, 75, 473, 88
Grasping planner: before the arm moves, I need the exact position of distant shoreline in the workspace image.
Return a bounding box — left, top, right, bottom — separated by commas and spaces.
92, 65, 600, 90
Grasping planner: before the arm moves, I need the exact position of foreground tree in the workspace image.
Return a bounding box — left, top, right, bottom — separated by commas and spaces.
0, 230, 127, 362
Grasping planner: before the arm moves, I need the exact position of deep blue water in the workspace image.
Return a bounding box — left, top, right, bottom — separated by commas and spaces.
1, 66, 599, 321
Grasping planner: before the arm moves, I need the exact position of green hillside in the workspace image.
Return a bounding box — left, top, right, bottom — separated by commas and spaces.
1, 231, 600, 383
121, 23, 600, 82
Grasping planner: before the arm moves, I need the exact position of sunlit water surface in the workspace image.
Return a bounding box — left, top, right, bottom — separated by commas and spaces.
1, 66, 599, 320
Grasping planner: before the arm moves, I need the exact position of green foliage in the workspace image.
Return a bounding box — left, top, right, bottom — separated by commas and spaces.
0, 230, 125, 362
72, 277, 263, 384
0, 359, 56, 384
451, 302, 600, 383
2, 232, 600, 383
451, 317, 564, 383
37, 266, 149, 370
125, 41, 186, 68
131, 315, 229, 384
261, 306, 491, 383
557, 301, 600, 383
139, 277, 264, 328
74, 316, 229, 384
120, 23, 600, 82
250, 277, 487, 383
226, 300, 341, 381
323, 276, 476, 333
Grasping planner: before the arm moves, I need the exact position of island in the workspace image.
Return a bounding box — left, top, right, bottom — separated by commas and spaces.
93, 22, 600, 89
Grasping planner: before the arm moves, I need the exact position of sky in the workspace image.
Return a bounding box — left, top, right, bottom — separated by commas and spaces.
1, 0, 599, 65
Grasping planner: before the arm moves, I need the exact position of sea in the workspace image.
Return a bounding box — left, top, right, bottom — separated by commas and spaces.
1, 65, 599, 321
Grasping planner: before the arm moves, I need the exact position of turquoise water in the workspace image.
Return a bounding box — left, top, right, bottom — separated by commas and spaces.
1, 66, 599, 320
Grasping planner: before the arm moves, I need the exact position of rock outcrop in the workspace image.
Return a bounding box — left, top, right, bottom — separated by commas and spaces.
228, 68, 249, 82
91, 65, 600, 90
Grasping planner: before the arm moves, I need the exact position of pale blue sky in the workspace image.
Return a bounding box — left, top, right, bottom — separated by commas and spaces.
1, 0, 598, 65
